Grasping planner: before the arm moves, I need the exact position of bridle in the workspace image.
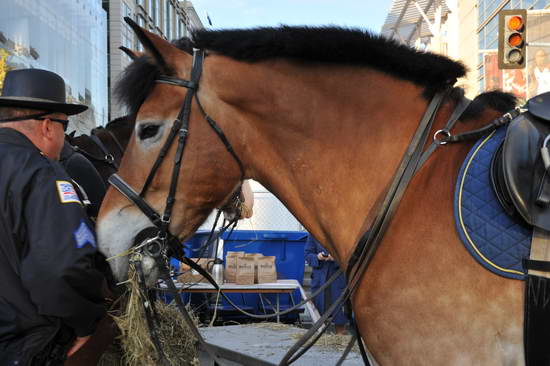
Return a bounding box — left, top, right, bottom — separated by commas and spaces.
108, 49, 245, 260
107, 49, 246, 365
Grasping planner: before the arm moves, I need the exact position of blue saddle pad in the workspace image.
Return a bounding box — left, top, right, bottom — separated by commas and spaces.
454, 127, 531, 280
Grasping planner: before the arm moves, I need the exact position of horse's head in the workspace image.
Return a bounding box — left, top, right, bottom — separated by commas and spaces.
97, 19, 244, 283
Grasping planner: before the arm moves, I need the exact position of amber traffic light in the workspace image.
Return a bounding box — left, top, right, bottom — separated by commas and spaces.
498, 9, 527, 69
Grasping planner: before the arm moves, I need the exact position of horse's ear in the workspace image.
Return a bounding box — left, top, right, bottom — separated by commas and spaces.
68, 131, 76, 138
123, 17, 186, 74
119, 46, 143, 61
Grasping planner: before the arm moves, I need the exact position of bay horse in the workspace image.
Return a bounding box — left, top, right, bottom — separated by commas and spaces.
97, 21, 525, 365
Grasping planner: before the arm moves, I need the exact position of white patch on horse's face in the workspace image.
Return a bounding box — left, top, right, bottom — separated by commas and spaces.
135, 119, 166, 147
97, 208, 153, 282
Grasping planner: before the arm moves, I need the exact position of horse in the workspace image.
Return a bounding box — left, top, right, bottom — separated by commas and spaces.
96, 20, 526, 365
66, 115, 134, 184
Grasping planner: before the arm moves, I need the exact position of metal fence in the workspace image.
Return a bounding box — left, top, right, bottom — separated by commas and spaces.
199, 180, 305, 232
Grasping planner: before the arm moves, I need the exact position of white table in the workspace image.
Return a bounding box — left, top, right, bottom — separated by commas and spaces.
158, 279, 320, 323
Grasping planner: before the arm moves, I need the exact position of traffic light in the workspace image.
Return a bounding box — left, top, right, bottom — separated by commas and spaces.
498, 9, 527, 69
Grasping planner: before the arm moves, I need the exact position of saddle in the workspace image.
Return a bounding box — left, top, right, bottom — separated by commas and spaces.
492, 92, 550, 231
490, 92, 550, 366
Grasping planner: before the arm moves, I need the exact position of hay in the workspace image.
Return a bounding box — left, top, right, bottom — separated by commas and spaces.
254, 323, 359, 353
99, 261, 199, 366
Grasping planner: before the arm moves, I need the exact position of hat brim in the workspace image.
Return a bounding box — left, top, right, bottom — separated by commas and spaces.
0, 96, 88, 116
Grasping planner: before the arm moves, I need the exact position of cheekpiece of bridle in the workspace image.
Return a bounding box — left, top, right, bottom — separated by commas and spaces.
107, 48, 248, 365
108, 48, 245, 263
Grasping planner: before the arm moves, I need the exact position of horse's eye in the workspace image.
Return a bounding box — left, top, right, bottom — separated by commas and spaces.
139, 124, 160, 140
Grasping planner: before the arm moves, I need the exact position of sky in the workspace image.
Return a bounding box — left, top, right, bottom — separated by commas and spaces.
189, 0, 394, 34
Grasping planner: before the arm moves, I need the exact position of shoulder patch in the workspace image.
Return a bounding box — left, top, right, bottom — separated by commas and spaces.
74, 220, 96, 249
56, 180, 81, 204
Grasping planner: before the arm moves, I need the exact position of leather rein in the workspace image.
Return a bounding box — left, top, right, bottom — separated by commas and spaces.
106, 48, 517, 365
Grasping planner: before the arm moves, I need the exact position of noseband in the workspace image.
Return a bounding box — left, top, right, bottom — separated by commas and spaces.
108, 49, 245, 259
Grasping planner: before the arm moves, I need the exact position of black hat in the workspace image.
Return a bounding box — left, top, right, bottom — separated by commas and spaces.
0, 69, 87, 115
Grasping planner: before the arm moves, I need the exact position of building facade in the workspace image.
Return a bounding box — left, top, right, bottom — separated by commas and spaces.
382, 0, 550, 100
477, 0, 550, 100
0, 0, 108, 133
106, 0, 203, 119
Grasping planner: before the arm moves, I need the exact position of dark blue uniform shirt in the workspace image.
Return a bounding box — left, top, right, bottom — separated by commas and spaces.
0, 128, 105, 365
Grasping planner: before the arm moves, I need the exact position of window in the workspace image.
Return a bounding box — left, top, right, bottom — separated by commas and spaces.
137, 14, 145, 27
152, 0, 160, 27
122, 23, 134, 59
479, 77, 485, 92
122, 2, 132, 18
178, 19, 185, 38
136, 15, 145, 50
165, 1, 172, 39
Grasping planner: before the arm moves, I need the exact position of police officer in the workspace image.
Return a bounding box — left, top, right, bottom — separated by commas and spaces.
0, 69, 106, 365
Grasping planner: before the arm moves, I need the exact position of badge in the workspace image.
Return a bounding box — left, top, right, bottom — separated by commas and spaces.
74, 220, 96, 249
56, 180, 81, 204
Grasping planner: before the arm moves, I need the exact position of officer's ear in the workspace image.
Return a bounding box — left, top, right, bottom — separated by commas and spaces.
38, 118, 56, 140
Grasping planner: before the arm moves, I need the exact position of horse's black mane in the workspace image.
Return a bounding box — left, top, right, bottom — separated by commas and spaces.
116, 26, 468, 113
191, 26, 465, 87
461, 90, 518, 121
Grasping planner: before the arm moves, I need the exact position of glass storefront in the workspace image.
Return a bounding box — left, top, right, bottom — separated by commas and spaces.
0, 0, 108, 133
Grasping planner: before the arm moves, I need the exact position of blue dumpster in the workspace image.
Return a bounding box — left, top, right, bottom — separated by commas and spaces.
184, 230, 215, 258
164, 230, 215, 306
219, 230, 308, 322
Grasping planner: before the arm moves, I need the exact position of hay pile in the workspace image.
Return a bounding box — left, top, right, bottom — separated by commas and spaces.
99, 262, 199, 366
255, 322, 359, 353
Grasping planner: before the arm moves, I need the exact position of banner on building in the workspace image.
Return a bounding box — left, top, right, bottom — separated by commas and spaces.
484, 52, 502, 91
526, 11, 550, 99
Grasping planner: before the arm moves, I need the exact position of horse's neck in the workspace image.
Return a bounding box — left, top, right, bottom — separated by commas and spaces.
205, 58, 440, 266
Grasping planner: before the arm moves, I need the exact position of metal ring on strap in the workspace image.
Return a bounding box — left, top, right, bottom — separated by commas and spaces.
434, 129, 451, 145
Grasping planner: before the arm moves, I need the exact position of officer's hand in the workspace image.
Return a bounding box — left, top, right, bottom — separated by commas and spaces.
67, 335, 91, 357
317, 252, 328, 261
